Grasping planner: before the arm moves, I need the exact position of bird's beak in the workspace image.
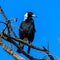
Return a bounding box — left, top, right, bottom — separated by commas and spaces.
32, 14, 37, 18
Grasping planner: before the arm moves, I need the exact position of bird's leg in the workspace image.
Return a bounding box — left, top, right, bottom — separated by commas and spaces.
19, 38, 27, 49
27, 41, 32, 54
29, 42, 32, 45
17, 38, 27, 53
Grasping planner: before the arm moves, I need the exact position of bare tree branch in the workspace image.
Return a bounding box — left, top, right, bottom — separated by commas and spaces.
0, 40, 24, 60
0, 32, 54, 60
0, 6, 8, 21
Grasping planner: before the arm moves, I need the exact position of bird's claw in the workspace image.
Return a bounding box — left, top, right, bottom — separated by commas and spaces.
17, 48, 23, 53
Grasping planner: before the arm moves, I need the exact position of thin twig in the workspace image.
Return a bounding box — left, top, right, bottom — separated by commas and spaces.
0, 6, 8, 21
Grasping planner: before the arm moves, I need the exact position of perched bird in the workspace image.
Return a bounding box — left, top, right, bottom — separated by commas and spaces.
17, 12, 36, 53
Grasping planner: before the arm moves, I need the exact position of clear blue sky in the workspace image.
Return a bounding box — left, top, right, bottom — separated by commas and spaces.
0, 0, 60, 60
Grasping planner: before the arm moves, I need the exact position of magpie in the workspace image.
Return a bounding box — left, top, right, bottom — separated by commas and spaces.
17, 12, 36, 53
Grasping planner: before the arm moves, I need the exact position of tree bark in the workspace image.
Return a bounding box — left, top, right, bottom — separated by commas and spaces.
0, 40, 24, 60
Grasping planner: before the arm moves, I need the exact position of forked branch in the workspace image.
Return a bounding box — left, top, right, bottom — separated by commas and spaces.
0, 40, 24, 60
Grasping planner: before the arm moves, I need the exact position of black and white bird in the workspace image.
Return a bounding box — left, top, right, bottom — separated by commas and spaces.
17, 12, 36, 53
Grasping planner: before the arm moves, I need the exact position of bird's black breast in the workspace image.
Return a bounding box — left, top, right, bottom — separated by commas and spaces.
19, 20, 35, 37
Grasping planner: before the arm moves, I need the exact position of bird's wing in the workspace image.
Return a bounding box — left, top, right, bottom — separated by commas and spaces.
19, 21, 28, 32
31, 20, 36, 32
19, 20, 36, 34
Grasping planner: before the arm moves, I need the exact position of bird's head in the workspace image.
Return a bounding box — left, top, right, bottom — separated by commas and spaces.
24, 12, 37, 21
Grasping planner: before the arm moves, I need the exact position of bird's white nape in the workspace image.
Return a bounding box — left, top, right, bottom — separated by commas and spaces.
24, 13, 28, 21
